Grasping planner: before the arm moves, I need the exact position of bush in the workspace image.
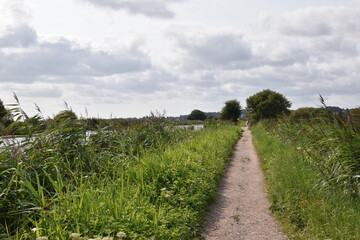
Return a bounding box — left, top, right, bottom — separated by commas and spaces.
289, 107, 329, 121
220, 99, 241, 123
246, 89, 291, 122
187, 109, 207, 121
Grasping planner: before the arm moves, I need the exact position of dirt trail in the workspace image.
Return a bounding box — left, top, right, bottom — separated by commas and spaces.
201, 127, 287, 240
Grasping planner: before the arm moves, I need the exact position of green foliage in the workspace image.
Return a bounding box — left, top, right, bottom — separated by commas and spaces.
0, 99, 13, 130
290, 107, 329, 121
187, 109, 207, 121
252, 123, 360, 239
0, 99, 7, 119
350, 107, 360, 124
0, 101, 242, 239
271, 111, 360, 196
246, 89, 291, 122
53, 110, 78, 123
220, 99, 241, 123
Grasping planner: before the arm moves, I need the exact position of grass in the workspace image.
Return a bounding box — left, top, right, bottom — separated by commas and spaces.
252, 121, 360, 239
0, 105, 242, 240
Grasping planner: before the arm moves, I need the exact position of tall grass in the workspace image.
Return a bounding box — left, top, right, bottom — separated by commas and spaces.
0, 105, 189, 237
252, 116, 360, 239
1, 102, 242, 239
272, 109, 360, 196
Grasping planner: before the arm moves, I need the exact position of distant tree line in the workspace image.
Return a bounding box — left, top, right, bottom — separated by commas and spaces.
1, 89, 359, 136
187, 109, 207, 121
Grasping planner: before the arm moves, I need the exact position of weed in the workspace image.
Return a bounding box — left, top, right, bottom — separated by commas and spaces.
0, 101, 242, 239
252, 120, 360, 239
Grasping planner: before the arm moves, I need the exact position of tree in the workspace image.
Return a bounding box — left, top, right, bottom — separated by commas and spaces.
0, 99, 7, 119
0, 99, 13, 127
350, 107, 360, 123
187, 109, 207, 121
54, 110, 78, 123
246, 89, 291, 121
220, 99, 241, 123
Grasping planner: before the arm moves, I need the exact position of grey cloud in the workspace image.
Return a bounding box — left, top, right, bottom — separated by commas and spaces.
281, 21, 332, 37
82, 0, 185, 19
99, 70, 174, 94
166, 4, 360, 111
0, 37, 151, 83
61, 69, 176, 105
0, 24, 37, 47
252, 5, 360, 70
269, 7, 333, 37
87, 50, 150, 75
0, 82, 63, 101
17, 86, 62, 98
173, 31, 252, 70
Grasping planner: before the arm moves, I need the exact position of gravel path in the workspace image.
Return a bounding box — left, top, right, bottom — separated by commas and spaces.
201, 127, 287, 240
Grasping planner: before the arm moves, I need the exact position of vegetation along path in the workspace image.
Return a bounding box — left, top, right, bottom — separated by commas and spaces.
201, 127, 287, 240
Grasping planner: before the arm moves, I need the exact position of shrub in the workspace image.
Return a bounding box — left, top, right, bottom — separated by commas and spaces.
246, 89, 291, 122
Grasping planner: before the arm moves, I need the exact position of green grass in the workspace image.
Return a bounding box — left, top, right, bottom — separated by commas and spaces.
252, 122, 360, 240
1, 116, 241, 239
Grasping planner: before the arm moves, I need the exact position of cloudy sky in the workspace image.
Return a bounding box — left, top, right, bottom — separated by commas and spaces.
0, 0, 359, 118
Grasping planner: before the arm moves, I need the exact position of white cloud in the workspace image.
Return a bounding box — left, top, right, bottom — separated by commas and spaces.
162, 3, 360, 110
80, 0, 186, 19
262, 5, 360, 38
1, 0, 360, 117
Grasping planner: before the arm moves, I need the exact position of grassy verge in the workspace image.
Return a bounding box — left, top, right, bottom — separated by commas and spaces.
252, 123, 360, 240
3, 123, 241, 240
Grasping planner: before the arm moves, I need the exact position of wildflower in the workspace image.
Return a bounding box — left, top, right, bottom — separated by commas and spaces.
164, 193, 171, 198
31, 227, 42, 232
70, 233, 81, 239
160, 187, 166, 191
102, 237, 113, 240
116, 231, 126, 238
36, 237, 48, 240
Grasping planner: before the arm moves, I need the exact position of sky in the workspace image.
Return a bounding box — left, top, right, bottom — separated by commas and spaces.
0, 0, 359, 118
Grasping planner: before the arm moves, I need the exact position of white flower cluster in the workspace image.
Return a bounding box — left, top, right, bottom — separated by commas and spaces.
68, 231, 126, 240
33, 230, 126, 239
116, 232, 126, 239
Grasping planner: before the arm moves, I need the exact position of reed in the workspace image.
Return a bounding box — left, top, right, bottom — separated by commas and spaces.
0, 102, 242, 239
252, 111, 360, 239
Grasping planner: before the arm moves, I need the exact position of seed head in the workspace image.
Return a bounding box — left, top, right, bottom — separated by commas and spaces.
36, 237, 48, 240
102, 237, 113, 240
116, 231, 126, 238
70, 233, 81, 239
